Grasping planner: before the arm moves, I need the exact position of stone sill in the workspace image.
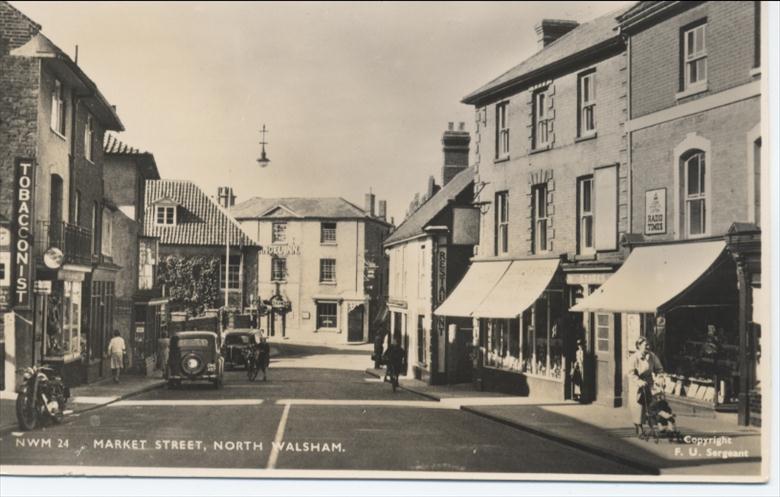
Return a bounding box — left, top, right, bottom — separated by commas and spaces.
494, 155, 510, 164
675, 83, 708, 100
575, 132, 598, 143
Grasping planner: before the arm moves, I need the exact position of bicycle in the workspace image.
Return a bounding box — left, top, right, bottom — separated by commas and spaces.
244, 348, 260, 381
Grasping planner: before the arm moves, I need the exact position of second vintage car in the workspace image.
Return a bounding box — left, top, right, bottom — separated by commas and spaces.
167, 331, 224, 389
221, 330, 263, 370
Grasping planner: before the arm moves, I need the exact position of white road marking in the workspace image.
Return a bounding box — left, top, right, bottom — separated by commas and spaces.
266, 403, 291, 470
110, 399, 264, 407
275, 399, 457, 409
71, 396, 119, 404
363, 378, 384, 383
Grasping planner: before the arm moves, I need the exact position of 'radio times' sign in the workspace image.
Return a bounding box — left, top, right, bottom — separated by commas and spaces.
12, 159, 35, 310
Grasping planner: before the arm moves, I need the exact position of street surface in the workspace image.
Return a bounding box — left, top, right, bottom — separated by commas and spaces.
0, 343, 642, 475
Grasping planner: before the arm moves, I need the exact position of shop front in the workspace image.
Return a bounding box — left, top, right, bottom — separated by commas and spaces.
572, 239, 742, 414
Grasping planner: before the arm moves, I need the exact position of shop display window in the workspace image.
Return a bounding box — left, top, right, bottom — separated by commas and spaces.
44, 281, 82, 361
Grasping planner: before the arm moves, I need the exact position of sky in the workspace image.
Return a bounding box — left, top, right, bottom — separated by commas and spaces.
12, 1, 634, 224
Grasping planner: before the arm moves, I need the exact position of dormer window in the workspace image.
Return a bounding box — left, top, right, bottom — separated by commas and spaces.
155, 206, 176, 226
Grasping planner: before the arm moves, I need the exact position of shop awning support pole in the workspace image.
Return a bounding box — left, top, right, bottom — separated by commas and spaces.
736, 260, 750, 426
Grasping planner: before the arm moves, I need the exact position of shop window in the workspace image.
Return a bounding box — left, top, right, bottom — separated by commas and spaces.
44, 281, 81, 360
681, 21, 707, 91
683, 150, 707, 237
138, 238, 157, 290
316, 302, 338, 329
495, 191, 509, 255
51, 78, 66, 136
271, 257, 287, 282
272, 222, 287, 243
495, 101, 509, 159
320, 222, 337, 243
532, 89, 551, 149
577, 70, 596, 137
220, 255, 240, 290
577, 176, 594, 255
320, 258, 336, 283
155, 206, 176, 226
531, 184, 548, 253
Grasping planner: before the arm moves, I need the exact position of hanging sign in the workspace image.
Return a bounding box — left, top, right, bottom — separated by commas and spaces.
645, 188, 666, 235
12, 159, 35, 310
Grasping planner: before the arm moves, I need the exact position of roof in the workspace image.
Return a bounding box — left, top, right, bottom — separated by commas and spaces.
384, 166, 475, 247
462, 6, 631, 105
143, 180, 257, 247
104, 133, 160, 179
616, 1, 701, 33
11, 32, 124, 131
232, 196, 386, 223
571, 240, 726, 313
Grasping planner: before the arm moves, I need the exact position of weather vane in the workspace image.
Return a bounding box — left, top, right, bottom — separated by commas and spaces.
257, 124, 270, 167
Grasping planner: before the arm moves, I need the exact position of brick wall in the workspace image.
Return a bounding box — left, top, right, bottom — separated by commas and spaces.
473, 49, 627, 259
0, 2, 40, 52
104, 155, 139, 208
631, 96, 760, 240
72, 100, 106, 244
630, 1, 758, 118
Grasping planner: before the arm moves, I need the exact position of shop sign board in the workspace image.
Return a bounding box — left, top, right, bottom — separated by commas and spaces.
12, 159, 35, 310
260, 244, 301, 257
645, 188, 666, 235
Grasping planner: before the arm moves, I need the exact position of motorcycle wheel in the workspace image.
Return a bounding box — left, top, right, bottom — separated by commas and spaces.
15, 390, 39, 431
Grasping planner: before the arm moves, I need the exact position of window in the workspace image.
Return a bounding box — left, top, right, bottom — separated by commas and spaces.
754, 1, 761, 69
683, 151, 707, 236
495, 192, 509, 255
220, 255, 240, 290
533, 89, 551, 149
73, 190, 81, 225
101, 207, 112, 256
595, 313, 610, 352
578, 71, 596, 136
138, 238, 157, 290
753, 137, 761, 226
84, 115, 94, 162
578, 177, 594, 255
417, 315, 425, 365
91, 202, 100, 255
683, 22, 707, 90
320, 258, 336, 283
316, 302, 338, 329
45, 281, 81, 359
320, 222, 337, 243
272, 222, 287, 243
495, 101, 509, 159
532, 184, 548, 253
50, 78, 66, 135
155, 206, 176, 226
271, 257, 287, 281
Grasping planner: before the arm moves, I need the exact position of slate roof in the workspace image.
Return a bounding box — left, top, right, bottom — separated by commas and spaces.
143, 180, 257, 247
384, 166, 475, 248
232, 196, 383, 222
462, 5, 631, 105
104, 133, 147, 155
103, 133, 160, 180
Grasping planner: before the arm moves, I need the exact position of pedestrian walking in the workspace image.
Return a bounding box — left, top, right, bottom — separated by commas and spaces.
257, 334, 270, 381
107, 330, 127, 383
382, 339, 405, 392
627, 336, 664, 435
372, 331, 385, 369
158, 331, 170, 379
572, 339, 585, 402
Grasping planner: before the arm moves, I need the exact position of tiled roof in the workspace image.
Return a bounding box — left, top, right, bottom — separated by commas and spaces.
232, 197, 381, 222
104, 133, 147, 155
384, 166, 475, 247
462, 5, 631, 104
143, 180, 257, 247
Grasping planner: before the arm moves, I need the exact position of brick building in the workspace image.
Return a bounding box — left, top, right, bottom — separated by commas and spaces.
233, 195, 391, 344
573, 1, 763, 425
1, 2, 124, 388
438, 7, 630, 401
385, 123, 478, 385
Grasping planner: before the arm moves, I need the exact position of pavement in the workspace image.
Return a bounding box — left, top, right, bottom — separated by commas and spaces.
365, 367, 762, 476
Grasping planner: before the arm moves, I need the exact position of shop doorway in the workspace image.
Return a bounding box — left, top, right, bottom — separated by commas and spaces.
452, 324, 473, 383
347, 304, 364, 342
592, 312, 622, 407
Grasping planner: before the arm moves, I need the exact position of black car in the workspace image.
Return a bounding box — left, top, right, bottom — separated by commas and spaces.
221, 330, 263, 370
167, 331, 224, 389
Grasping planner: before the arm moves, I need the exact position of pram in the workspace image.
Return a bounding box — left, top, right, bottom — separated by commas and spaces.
637, 377, 683, 443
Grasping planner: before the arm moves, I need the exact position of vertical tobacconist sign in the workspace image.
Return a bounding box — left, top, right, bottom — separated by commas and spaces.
12, 159, 35, 310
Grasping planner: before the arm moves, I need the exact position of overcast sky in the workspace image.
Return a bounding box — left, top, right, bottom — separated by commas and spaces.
13, 1, 632, 223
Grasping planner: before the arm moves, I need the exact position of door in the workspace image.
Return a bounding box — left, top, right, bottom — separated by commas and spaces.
453, 324, 474, 383
592, 312, 622, 406
347, 305, 364, 342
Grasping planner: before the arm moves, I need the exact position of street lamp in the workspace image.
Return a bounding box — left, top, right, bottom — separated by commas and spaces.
257, 124, 270, 168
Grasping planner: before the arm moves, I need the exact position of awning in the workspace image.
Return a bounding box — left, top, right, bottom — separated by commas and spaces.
434, 261, 510, 317
571, 240, 727, 314
473, 258, 560, 318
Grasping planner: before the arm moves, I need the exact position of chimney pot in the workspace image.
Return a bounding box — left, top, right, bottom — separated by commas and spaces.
448, 122, 454, 131
441, 123, 471, 186
459, 122, 465, 131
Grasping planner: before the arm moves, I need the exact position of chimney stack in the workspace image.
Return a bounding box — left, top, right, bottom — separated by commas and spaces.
441, 121, 470, 186
378, 200, 387, 221
534, 19, 579, 48
365, 192, 376, 217
217, 186, 235, 208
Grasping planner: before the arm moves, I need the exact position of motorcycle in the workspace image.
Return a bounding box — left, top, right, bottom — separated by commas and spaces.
15, 365, 70, 431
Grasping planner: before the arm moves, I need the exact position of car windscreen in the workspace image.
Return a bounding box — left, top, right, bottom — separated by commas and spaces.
177, 338, 209, 348
225, 335, 251, 345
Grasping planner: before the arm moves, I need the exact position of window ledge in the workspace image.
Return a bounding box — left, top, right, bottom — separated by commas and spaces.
271, 279, 287, 284
749, 67, 761, 78
494, 155, 510, 164
319, 281, 337, 286
50, 128, 67, 141
676, 83, 708, 100
575, 132, 598, 143
315, 328, 341, 333
529, 145, 552, 155
573, 253, 597, 261
320, 242, 337, 246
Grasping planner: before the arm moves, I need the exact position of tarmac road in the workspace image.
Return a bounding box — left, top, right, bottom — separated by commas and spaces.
0, 343, 643, 476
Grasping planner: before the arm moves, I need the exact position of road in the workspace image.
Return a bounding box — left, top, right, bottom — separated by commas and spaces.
0, 343, 643, 476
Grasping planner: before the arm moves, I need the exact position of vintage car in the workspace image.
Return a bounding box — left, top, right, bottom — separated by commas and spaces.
221, 330, 263, 370
167, 331, 224, 389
